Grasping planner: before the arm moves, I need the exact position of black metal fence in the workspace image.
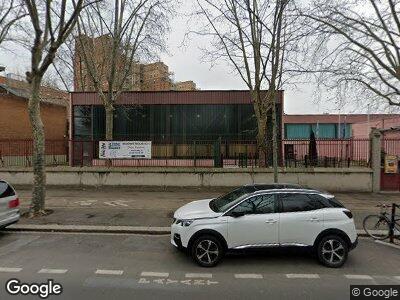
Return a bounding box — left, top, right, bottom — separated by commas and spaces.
0, 137, 389, 168
283, 139, 371, 168
69, 138, 372, 168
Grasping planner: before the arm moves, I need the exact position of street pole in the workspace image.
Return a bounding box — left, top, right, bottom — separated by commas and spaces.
367, 104, 370, 137
390, 203, 395, 243
338, 109, 341, 139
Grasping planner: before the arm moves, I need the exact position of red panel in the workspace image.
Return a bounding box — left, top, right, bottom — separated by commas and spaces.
381, 170, 400, 191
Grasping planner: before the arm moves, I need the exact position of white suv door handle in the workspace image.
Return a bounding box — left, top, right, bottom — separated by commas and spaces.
309, 217, 320, 222
265, 219, 277, 224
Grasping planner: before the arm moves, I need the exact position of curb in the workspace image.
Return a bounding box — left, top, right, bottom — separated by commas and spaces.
375, 240, 400, 249
2, 224, 372, 237
4, 224, 170, 235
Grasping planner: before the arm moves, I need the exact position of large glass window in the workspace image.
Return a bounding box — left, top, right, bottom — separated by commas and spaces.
336, 123, 351, 138
73, 106, 92, 140
285, 123, 352, 139
74, 104, 259, 141
285, 124, 311, 139
313, 124, 336, 139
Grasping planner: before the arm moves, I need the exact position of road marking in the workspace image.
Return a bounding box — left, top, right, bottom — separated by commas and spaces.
0, 267, 22, 273
138, 278, 150, 284
74, 200, 97, 206
286, 274, 320, 279
234, 274, 263, 279
95, 269, 124, 276
38, 269, 68, 274
166, 279, 178, 285
345, 275, 373, 280
193, 279, 206, 285
153, 279, 165, 285
185, 273, 213, 279
104, 200, 129, 207
141, 271, 169, 278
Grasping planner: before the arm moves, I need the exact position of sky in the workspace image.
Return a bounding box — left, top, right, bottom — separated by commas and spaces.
0, 0, 396, 115
158, 1, 324, 115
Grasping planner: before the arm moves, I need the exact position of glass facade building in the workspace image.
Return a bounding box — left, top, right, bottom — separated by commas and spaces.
73, 104, 260, 142
71, 91, 283, 143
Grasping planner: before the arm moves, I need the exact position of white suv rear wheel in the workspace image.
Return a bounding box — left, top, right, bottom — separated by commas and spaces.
317, 235, 348, 268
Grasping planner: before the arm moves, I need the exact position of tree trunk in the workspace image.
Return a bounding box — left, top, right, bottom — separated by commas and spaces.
28, 76, 46, 215
271, 94, 279, 183
257, 116, 267, 167
105, 104, 114, 141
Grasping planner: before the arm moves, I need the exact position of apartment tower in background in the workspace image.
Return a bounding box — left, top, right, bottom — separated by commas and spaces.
74, 35, 197, 92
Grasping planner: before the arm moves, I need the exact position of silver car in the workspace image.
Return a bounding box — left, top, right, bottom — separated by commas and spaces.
0, 180, 20, 228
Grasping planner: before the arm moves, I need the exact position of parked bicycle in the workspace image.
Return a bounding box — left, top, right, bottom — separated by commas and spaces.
363, 203, 400, 240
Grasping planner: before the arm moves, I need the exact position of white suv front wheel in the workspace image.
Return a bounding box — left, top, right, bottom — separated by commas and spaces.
317, 235, 349, 268
191, 235, 224, 267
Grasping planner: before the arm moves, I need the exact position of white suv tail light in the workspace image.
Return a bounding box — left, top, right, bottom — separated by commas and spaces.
8, 198, 19, 209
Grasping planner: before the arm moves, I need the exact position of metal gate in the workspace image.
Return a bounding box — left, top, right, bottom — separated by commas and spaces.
381, 171, 400, 191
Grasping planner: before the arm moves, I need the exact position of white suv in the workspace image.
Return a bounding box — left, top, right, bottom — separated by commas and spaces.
171, 184, 358, 268
0, 180, 20, 229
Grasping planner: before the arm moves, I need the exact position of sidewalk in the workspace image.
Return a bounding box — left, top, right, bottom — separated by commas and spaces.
9, 186, 400, 232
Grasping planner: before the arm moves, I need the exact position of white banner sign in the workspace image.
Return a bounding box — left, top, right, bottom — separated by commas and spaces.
99, 141, 152, 159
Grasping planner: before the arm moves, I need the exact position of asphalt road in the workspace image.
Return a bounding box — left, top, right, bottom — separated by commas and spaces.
0, 232, 398, 300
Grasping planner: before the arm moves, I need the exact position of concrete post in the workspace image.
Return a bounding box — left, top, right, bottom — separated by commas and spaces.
370, 128, 382, 192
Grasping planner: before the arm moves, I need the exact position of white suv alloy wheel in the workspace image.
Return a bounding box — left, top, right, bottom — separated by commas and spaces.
317, 235, 348, 268
191, 235, 223, 267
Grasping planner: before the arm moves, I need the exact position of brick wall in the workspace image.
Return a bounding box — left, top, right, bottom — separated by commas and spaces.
0, 94, 67, 140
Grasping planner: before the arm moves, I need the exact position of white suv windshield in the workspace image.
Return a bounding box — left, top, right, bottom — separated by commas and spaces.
210, 186, 255, 212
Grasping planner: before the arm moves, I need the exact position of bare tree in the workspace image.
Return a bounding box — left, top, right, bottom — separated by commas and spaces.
191, 0, 298, 181
302, 0, 400, 108
0, 0, 26, 45
22, 0, 90, 216
74, 0, 172, 140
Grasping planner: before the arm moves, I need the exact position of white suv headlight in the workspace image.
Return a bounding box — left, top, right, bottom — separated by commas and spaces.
176, 219, 194, 227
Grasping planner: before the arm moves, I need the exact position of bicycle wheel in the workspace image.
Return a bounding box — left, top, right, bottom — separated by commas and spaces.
363, 215, 390, 240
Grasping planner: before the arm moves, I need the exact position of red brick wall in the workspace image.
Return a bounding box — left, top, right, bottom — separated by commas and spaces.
0, 94, 67, 140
